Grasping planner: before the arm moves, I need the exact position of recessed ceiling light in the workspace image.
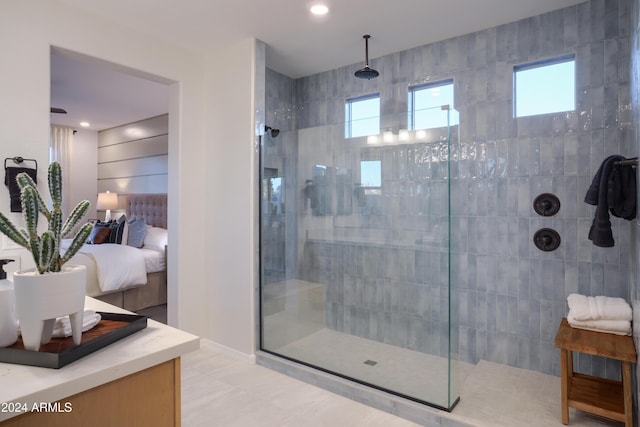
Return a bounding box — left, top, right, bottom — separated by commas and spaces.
310, 3, 329, 15
80, 121, 90, 127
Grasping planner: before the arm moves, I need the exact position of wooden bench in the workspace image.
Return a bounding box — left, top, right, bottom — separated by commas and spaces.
554, 318, 636, 427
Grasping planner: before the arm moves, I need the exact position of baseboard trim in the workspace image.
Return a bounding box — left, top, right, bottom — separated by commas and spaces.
200, 338, 256, 363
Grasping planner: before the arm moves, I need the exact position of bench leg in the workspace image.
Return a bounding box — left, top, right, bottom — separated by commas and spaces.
622, 361, 632, 427
560, 348, 570, 425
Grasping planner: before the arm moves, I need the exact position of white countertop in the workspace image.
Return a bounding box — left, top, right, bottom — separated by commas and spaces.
0, 297, 200, 421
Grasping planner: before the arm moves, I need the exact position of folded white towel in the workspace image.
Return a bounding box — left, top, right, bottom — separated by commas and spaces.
17, 310, 102, 339
51, 310, 101, 338
567, 315, 631, 336
567, 293, 632, 321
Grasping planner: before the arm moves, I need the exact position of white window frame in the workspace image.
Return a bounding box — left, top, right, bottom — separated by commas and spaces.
345, 93, 380, 138
408, 79, 456, 130
513, 54, 576, 118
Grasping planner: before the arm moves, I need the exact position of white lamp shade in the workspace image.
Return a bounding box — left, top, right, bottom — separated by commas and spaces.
96, 192, 118, 210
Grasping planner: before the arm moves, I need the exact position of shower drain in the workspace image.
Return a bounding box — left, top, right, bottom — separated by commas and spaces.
363, 360, 378, 366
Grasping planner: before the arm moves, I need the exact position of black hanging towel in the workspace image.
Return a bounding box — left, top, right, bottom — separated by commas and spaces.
608, 158, 637, 220
4, 157, 37, 213
585, 155, 636, 247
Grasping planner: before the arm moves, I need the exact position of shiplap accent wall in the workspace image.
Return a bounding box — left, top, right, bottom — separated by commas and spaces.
98, 114, 168, 195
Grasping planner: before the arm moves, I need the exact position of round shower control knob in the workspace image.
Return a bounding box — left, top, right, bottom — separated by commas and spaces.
533, 193, 561, 216
533, 228, 561, 252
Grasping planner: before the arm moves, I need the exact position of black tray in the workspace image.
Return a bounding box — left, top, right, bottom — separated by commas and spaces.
0, 312, 147, 369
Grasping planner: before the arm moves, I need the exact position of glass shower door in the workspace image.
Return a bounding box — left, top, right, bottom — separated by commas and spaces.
260, 107, 459, 410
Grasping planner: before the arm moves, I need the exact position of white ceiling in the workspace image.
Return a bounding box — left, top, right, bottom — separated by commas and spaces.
50, 49, 171, 131
50, 0, 586, 131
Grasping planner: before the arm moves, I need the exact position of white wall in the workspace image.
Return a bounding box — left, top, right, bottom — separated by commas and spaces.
205, 39, 258, 356
70, 129, 99, 219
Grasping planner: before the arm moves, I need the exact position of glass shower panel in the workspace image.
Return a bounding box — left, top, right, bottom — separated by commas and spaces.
260, 107, 459, 410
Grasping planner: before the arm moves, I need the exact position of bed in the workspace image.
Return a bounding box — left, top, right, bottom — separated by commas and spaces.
65, 194, 167, 312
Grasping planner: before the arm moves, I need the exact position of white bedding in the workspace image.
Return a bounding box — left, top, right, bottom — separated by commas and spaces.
61, 240, 163, 294
71, 243, 147, 292
140, 247, 166, 273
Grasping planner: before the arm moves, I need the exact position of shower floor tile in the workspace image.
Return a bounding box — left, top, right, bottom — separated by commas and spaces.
273, 329, 622, 426
453, 359, 621, 427
275, 327, 472, 408
256, 279, 620, 426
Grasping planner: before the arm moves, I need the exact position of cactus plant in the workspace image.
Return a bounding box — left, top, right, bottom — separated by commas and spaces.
0, 161, 93, 274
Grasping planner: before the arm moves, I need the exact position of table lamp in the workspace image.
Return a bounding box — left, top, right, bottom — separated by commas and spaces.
96, 191, 118, 221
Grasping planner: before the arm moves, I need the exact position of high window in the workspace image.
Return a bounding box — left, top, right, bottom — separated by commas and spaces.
345, 94, 380, 138
514, 55, 575, 117
408, 80, 457, 130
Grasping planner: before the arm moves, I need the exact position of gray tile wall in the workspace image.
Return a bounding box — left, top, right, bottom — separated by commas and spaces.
264, 68, 301, 282
266, 0, 634, 380
265, 68, 297, 134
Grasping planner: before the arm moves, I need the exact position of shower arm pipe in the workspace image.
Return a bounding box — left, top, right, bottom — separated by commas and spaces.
364, 35, 371, 67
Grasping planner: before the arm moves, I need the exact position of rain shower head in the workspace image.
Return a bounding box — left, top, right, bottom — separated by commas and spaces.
355, 66, 379, 80
265, 125, 280, 138
354, 35, 379, 80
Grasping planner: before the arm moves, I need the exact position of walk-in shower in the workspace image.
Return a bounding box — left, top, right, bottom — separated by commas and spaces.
259, 107, 460, 411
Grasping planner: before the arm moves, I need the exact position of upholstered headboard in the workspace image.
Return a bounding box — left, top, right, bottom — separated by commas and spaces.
124, 194, 167, 229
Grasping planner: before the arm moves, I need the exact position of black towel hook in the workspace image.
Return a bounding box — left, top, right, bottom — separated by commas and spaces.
614, 157, 638, 167
4, 156, 38, 172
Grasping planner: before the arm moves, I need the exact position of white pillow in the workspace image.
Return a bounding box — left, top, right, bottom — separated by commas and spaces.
143, 225, 167, 251
120, 217, 129, 245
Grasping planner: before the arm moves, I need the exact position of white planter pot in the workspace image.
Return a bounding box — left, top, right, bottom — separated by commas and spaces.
0, 280, 18, 347
14, 265, 87, 352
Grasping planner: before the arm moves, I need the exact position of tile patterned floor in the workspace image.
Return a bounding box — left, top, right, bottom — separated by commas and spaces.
182, 339, 622, 427
182, 340, 419, 427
